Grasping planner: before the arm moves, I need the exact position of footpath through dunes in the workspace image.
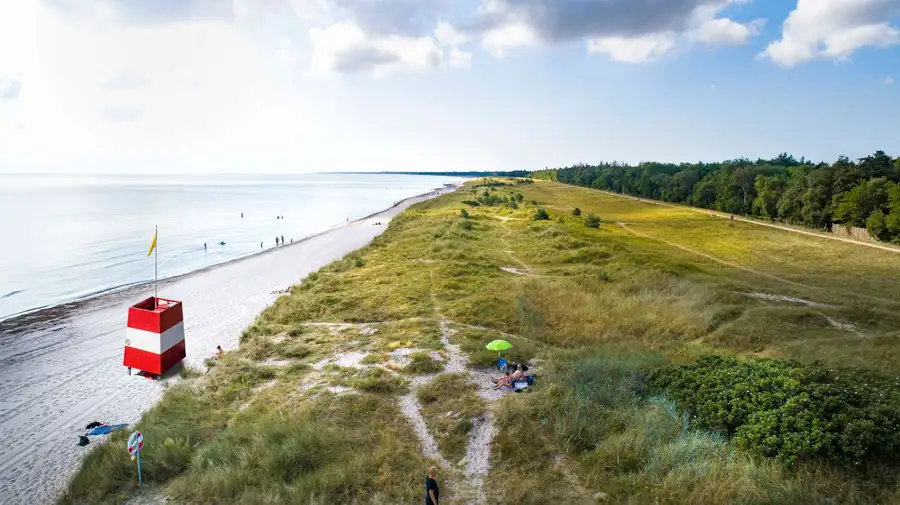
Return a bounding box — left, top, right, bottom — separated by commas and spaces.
0, 190, 454, 505
62, 179, 900, 505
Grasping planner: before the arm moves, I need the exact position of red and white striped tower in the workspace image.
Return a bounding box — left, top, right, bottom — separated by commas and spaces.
123, 297, 186, 376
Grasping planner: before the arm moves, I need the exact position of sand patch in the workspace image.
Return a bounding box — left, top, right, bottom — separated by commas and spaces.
261, 358, 293, 367
748, 292, 827, 307
312, 350, 370, 370
823, 315, 859, 333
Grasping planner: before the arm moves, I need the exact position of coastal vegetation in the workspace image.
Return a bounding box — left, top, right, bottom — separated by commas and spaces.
62, 178, 900, 504
533, 151, 900, 243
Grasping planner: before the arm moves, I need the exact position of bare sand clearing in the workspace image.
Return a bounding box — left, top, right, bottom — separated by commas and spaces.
0, 188, 458, 505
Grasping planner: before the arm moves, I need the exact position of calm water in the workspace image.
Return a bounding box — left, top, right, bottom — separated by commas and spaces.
0, 173, 464, 321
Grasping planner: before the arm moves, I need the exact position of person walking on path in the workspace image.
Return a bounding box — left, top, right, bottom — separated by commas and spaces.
425, 466, 439, 505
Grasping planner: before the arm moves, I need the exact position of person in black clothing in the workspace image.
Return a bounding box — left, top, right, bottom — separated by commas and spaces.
425, 466, 439, 505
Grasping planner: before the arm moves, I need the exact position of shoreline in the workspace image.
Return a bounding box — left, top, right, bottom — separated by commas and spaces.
0, 183, 462, 505
0, 185, 459, 332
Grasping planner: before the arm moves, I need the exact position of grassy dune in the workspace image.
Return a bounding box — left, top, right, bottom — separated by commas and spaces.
62, 180, 900, 504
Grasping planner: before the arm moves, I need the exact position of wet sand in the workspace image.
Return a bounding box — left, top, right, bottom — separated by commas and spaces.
0, 188, 455, 505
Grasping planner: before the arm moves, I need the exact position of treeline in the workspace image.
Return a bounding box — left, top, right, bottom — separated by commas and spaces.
532, 152, 900, 243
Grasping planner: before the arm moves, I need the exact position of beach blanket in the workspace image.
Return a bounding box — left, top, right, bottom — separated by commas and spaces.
499, 381, 529, 392
87, 424, 128, 436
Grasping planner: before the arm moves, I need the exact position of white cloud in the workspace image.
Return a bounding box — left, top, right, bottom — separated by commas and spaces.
884, 76, 895, 85
309, 19, 471, 76
481, 22, 539, 58
480, 0, 763, 63
693, 17, 766, 46
587, 34, 678, 63
763, 0, 900, 67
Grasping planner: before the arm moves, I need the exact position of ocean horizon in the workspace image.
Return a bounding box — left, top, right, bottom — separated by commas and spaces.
0, 173, 466, 321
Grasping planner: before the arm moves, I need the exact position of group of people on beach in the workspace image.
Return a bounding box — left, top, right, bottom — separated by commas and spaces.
490, 363, 530, 390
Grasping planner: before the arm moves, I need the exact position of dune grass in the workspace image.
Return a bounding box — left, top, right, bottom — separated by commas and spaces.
61, 179, 900, 504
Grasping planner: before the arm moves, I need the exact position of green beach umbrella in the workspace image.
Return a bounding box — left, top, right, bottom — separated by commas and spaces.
485, 339, 512, 358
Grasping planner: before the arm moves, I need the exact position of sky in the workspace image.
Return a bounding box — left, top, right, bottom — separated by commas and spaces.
0, 0, 898, 174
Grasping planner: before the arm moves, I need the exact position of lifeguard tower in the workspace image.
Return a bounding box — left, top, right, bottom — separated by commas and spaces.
123, 297, 186, 377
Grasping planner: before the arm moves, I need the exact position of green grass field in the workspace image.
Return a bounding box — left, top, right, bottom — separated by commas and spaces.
61, 179, 900, 504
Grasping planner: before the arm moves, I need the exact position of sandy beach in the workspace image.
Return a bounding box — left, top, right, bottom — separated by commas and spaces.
0, 187, 456, 505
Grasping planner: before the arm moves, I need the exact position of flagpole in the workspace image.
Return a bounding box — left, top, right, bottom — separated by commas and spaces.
154, 225, 158, 301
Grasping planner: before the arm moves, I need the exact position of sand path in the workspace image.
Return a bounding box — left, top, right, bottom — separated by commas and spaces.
0, 190, 456, 505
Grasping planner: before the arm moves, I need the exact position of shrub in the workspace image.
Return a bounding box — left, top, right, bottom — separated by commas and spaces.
584, 214, 602, 228
462, 200, 481, 207
459, 220, 473, 231
459, 209, 470, 218
477, 195, 504, 206
403, 352, 444, 375
515, 193, 524, 202
533, 208, 550, 221
648, 355, 900, 467
572, 207, 582, 216
506, 200, 519, 209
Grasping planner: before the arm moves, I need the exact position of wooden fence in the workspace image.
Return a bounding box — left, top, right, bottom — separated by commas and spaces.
830, 224, 872, 241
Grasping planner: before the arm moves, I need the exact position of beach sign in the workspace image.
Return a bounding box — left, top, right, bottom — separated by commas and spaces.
127, 431, 144, 486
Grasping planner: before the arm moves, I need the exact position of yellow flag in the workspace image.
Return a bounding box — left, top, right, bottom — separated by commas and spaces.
148, 228, 157, 257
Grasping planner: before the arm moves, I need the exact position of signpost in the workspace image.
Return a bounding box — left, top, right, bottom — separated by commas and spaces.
127, 431, 145, 486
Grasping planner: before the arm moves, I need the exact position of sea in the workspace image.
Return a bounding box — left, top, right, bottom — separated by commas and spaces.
0, 173, 465, 322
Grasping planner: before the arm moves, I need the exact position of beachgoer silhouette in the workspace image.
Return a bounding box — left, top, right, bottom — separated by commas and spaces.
241, 213, 243, 218
281, 235, 284, 244
290, 238, 293, 243
275, 236, 279, 245
260, 242, 263, 248
425, 466, 439, 505
204, 243, 207, 250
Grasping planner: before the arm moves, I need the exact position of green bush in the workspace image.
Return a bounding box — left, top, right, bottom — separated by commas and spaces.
533, 208, 550, 221
459, 220, 474, 231
648, 355, 900, 467
572, 207, 582, 216
459, 209, 470, 218
584, 213, 602, 228
462, 200, 481, 207
402, 352, 444, 375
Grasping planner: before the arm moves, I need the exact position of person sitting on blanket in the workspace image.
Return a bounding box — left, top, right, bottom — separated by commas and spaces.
492, 369, 513, 389
516, 365, 529, 382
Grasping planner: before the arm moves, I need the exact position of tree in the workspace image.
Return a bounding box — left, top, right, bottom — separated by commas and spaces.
572, 207, 582, 216
832, 156, 862, 196
584, 214, 602, 228
859, 150, 895, 180
533, 208, 549, 221
752, 175, 785, 218
867, 209, 888, 240
833, 178, 892, 228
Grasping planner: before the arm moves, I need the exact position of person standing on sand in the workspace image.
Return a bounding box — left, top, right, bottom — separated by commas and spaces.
425, 466, 439, 505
